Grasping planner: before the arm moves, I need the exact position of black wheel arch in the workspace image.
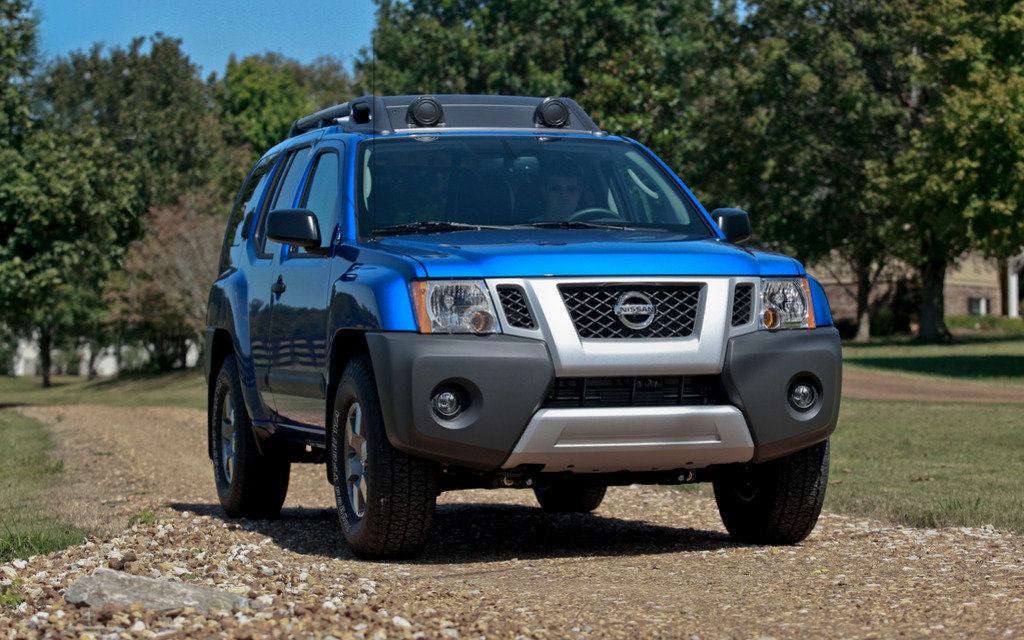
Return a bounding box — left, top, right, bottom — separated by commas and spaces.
325, 329, 371, 484
207, 329, 235, 461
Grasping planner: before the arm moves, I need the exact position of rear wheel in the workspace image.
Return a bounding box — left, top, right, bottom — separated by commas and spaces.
332, 356, 437, 559
211, 356, 290, 518
534, 483, 607, 513
713, 439, 830, 544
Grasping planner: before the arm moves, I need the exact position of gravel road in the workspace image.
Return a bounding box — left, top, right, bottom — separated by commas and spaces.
2, 391, 1023, 638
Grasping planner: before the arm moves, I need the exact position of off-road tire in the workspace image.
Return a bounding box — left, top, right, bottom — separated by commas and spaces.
211, 356, 290, 519
534, 483, 607, 513
713, 439, 830, 544
332, 355, 437, 559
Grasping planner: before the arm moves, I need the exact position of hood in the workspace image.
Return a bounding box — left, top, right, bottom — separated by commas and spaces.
369, 228, 803, 278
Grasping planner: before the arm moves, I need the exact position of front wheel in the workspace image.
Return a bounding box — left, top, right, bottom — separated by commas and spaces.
210, 356, 290, 518
332, 356, 437, 559
713, 439, 830, 544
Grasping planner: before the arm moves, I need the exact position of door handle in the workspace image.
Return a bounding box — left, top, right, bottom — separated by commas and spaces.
271, 278, 286, 295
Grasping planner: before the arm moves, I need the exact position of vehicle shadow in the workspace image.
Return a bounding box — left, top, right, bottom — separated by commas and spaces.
849, 354, 1023, 381
170, 500, 738, 563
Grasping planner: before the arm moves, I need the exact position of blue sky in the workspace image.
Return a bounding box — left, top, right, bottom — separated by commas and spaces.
33, 0, 377, 77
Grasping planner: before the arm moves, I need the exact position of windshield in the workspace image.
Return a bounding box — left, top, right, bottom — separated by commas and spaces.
357, 136, 712, 238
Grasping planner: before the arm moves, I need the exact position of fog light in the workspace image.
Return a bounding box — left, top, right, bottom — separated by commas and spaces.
432, 389, 462, 419
789, 383, 818, 411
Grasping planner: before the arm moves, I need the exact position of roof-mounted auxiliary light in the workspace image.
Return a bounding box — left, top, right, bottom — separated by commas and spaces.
408, 95, 444, 127
352, 101, 372, 125
536, 97, 570, 128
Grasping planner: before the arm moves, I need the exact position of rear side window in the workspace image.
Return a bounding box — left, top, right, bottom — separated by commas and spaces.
218, 151, 280, 273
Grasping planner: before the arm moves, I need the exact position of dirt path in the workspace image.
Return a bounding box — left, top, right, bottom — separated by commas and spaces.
2, 384, 1023, 638
843, 366, 1024, 404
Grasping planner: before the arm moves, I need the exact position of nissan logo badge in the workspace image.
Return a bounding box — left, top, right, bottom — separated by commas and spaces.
614, 291, 657, 330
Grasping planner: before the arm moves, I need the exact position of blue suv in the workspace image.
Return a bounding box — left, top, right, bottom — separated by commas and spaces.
205, 95, 842, 559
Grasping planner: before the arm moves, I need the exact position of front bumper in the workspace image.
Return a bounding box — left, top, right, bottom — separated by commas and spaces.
366, 328, 841, 472
366, 333, 555, 470
720, 327, 842, 462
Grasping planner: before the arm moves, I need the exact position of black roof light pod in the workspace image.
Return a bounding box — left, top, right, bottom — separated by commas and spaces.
291, 95, 604, 136
535, 97, 571, 128
407, 95, 444, 128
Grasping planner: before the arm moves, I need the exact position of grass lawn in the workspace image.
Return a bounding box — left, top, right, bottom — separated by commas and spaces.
0, 368, 205, 561
843, 335, 1024, 387
0, 368, 206, 411
0, 411, 89, 563
828, 398, 1024, 533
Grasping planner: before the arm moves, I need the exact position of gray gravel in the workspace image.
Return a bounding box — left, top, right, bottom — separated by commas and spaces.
2, 405, 1022, 639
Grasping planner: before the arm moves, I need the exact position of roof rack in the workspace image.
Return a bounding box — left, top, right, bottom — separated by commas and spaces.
288, 94, 605, 137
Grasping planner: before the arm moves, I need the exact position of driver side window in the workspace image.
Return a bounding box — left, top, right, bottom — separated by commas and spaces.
257, 145, 313, 257
294, 152, 340, 255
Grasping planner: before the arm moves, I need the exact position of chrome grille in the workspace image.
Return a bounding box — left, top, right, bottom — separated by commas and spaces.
559, 284, 702, 339
732, 283, 754, 326
497, 285, 535, 329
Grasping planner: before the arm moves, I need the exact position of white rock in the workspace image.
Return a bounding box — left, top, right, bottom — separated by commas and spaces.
393, 615, 412, 628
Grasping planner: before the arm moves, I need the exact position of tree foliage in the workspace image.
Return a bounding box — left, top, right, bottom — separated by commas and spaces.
361, 0, 722, 99
0, 1, 119, 385
0, 0, 35, 139
106, 194, 223, 371
890, 0, 1024, 340
215, 52, 355, 158
34, 34, 222, 209
0, 123, 141, 386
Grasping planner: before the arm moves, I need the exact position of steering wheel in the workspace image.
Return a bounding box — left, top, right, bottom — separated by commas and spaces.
567, 207, 621, 223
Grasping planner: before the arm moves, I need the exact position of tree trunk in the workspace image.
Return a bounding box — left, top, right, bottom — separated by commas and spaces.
87, 341, 99, 380
39, 329, 53, 389
854, 262, 873, 343
998, 258, 1008, 317
917, 257, 951, 342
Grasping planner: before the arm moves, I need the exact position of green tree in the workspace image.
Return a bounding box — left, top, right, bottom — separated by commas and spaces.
35, 34, 222, 210
0, 0, 35, 140
217, 52, 318, 154
215, 52, 355, 158
361, 0, 721, 100
577, 1, 737, 180
892, 1, 1024, 341
0, 124, 141, 387
698, 1, 1024, 342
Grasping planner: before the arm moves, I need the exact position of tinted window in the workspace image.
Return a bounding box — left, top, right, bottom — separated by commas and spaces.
295, 152, 340, 255
258, 146, 313, 256
357, 136, 711, 237
218, 151, 280, 273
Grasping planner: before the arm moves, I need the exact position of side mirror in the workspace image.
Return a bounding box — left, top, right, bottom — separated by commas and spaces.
711, 208, 751, 244
266, 209, 322, 248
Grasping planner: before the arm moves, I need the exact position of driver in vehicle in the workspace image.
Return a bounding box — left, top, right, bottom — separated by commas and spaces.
543, 165, 583, 220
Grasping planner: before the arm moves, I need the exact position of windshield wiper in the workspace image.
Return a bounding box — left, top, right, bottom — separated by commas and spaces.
373, 221, 508, 236
516, 220, 633, 230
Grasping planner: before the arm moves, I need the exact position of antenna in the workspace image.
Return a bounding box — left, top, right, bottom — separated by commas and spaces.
370, 31, 377, 235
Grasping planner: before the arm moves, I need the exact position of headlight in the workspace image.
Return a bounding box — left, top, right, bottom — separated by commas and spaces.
759, 278, 816, 330
411, 280, 500, 334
